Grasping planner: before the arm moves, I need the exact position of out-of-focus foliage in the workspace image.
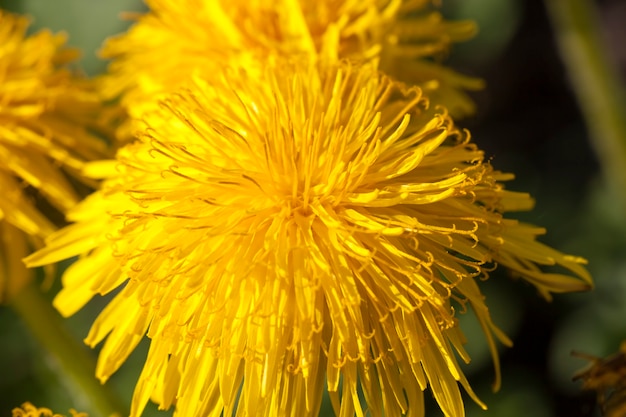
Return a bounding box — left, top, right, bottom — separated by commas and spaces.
0, 0, 146, 75
444, 0, 522, 65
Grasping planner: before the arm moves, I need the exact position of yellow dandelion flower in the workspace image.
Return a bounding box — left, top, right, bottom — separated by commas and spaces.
0, 10, 110, 301
26, 61, 591, 417
12, 402, 87, 417
101, 0, 480, 127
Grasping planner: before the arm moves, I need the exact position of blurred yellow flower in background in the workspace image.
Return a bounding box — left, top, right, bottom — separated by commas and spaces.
26, 60, 591, 417
0, 10, 110, 302
100, 0, 481, 140
12, 402, 87, 417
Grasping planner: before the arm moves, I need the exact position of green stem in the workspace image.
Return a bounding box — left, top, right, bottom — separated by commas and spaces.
546, 0, 626, 204
10, 284, 127, 417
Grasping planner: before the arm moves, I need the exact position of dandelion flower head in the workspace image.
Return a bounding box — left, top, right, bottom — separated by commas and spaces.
101, 0, 481, 126
12, 402, 87, 417
27, 61, 591, 417
0, 10, 108, 301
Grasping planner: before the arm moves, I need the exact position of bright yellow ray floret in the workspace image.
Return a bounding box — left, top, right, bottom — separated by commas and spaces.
26, 61, 591, 417
0, 10, 111, 301
100, 0, 481, 133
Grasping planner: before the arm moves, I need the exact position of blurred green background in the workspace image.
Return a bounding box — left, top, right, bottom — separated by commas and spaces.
0, 0, 625, 416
